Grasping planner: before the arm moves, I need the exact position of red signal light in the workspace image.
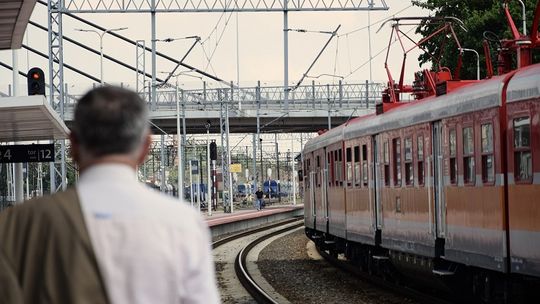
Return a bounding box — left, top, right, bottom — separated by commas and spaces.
27, 68, 45, 96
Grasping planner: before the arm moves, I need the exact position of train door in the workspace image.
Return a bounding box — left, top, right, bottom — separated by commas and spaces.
373, 135, 383, 232
321, 148, 329, 232
432, 121, 447, 238
310, 168, 316, 227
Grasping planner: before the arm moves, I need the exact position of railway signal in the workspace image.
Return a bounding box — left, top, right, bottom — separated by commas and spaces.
27, 67, 45, 96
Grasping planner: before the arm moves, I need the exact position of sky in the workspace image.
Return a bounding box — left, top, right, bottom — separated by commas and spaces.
0, 0, 431, 94
0, 0, 437, 174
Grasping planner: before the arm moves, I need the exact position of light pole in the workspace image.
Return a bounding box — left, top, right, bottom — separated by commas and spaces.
175, 83, 183, 202
75, 27, 128, 84
205, 120, 212, 216
459, 48, 480, 80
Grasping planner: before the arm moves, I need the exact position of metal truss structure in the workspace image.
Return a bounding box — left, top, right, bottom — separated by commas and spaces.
219, 91, 233, 212
48, 0, 67, 193
62, 81, 384, 112
61, 0, 388, 13
136, 40, 146, 94
46, 0, 388, 193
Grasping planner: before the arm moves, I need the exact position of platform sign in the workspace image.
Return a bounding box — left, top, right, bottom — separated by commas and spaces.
0, 144, 54, 163
229, 163, 242, 173
190, 160, 199, 174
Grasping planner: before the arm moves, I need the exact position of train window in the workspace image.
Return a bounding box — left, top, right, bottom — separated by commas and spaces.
449, 129, 457, 184
417, 136, 425, 186
404, 138, 413, 186
354, 146, 361, 187
304, 159, 308, 187
362, 145, 368, 187
330, 152, 335, 186
384, 141, 390, 186
306, 159, 310, 187
463, 127, 475, 184
481, 123, 495, 183
346, 147, 352, 186
405, 138, 413, 160
513, 117, 532, 182
335, 150, 340, 186
315, 155, 321, 187
384, 141, 390, 163
393, 138, 402, 187
338, 148, 343, 186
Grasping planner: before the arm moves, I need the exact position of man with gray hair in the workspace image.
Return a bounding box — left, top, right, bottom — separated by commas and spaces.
0, 86, 220, 304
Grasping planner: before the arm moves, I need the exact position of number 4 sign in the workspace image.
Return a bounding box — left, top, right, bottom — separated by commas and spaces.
0, 144, 55, 163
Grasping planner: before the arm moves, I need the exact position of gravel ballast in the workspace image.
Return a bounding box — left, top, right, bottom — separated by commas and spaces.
257, 229, 418, 304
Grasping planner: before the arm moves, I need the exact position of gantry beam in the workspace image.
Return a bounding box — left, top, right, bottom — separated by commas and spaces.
61, 0, 388, 13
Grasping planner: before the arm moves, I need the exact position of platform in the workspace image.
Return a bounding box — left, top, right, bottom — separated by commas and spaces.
0, 95, 69, 141
205, 204, 304, 238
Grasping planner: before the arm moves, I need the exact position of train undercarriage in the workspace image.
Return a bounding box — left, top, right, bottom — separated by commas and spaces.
306, 227, 540, 304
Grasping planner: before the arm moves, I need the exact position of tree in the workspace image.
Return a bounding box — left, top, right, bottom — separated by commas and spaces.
412, 0, 539, 80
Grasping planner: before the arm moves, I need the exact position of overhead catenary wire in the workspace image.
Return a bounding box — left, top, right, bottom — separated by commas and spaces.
29, 21, 162, 83
35, 0, 224, 84
198, 42, 219, 77
201, 9, 230, 45
343, 25, 416, 80
282, 4, 413, 86
338, 4, 413, 37
333, 36, 340, 84
159, 37, 201, 87
201, 10, 235, 73
346, 34, 353, 74
290, 24, 341, 91
22, 44, 103, 83
286, 28, 336, 35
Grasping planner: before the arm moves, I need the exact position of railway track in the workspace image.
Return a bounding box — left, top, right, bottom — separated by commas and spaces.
316, 247, 455, 304
212, 217, 302, 250
234, 220, 304, 304
212, 217, 303, 303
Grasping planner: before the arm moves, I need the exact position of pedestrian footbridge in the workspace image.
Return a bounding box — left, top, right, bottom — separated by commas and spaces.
62, 81, 382, 133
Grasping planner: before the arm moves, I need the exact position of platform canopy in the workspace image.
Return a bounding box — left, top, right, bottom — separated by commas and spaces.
0, 95, 69, 142
0, 0, 36, 49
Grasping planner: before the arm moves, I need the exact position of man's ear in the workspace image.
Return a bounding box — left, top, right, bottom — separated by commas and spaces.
69, 132, 80, 165
137, 133, 152, 165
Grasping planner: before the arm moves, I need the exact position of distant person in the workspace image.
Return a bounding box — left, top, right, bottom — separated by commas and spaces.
255, 187, 264, 211
0, 86, 219, 304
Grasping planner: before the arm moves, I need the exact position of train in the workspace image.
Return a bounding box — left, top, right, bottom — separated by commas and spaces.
303, 5, 540, 302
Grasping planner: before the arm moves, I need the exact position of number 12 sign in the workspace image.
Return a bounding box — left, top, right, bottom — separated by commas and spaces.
0, 144, 55, 163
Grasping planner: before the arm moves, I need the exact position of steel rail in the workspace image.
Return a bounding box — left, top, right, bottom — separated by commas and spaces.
234, 220, 304, 304
212, 217, 302, 249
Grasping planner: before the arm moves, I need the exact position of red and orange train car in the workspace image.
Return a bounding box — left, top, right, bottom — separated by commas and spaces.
303, 4, 540, 301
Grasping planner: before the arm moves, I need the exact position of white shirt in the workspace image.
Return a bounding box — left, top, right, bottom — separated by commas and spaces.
77, 164, 220, 304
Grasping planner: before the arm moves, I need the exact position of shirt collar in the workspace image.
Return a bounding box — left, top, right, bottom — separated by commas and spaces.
79, 163, 137, 184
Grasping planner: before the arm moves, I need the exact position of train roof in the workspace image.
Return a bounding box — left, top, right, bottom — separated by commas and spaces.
345, 76, 504, 139
304, 75, 508, 153
303, 124, 344, 153
507, 63, 540, 103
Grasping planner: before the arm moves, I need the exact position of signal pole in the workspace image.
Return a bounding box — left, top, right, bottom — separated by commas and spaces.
12, 50, 24, 203
206, 121, 212, 216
